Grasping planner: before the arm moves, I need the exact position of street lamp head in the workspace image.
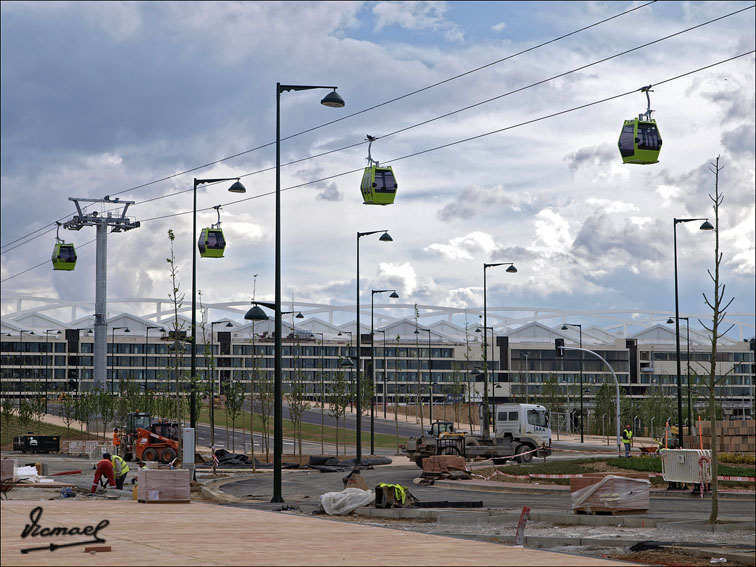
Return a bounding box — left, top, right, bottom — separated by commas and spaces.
225, 322, 233, 327
320, 89, 345, 108
124, 328, 130, 333
295, 312, 304, 319
244, 306, 269, 321
389, 291, 399, 299
699, 220, 714, 231
475, 327, 482, 333
561, 324, 568, 330
666, 318, 674, 324
506, 264, 518, 273
227, 180, 246, 194
379, 232, 393, 242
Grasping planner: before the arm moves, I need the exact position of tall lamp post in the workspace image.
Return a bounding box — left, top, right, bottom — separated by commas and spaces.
312, 332, 325, 454
667, 317, 692, 433
209, 320, 233, 447
377, 330, 388, 418
356, 230, 393, 463
338, 331, 353, 409
371, 289, 398, 454
482, 262, 517, 439
673, 217, 713, 447
477, 325, 496, 408
266, 83, 345, 502
414, 326, 433, 423
44, 329, 60, 412
144, 326, 164, 394
110, 327, 130, 394
190, 177, 246, 431
562, 322, 584, 443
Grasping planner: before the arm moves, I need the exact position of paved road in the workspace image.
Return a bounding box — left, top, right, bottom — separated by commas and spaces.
221, 464, 756, 520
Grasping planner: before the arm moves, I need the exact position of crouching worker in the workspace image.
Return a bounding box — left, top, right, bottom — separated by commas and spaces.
91, 452, 116, 493
111, 452, 130, 490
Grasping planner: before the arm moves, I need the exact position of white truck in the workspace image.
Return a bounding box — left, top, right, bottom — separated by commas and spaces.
404, 403, 552, 467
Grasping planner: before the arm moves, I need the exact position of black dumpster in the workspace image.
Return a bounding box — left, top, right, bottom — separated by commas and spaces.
12, 435, 60, 454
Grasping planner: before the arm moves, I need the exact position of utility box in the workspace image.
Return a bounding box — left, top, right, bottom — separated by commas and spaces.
182, 428, 195, 472
660, 449, 712, 484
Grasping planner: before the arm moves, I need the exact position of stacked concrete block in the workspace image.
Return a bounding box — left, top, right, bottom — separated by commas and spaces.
1, 458, 17, 482
137, 468, 190, 503
686, 419, 755, 453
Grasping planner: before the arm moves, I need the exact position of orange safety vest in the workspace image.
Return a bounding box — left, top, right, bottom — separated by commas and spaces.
113, 430, 120, 446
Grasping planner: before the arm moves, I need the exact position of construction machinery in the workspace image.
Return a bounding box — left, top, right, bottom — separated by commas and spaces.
405, 403, 552, 468
120, 412, 179, 464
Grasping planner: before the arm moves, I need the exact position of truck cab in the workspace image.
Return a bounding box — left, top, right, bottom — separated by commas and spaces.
494, 403, 551, 448
427, 421, 461, 438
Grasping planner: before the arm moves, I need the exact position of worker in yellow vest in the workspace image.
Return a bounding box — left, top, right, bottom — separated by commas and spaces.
622, 424, 633, 458
111, 453, 130, 490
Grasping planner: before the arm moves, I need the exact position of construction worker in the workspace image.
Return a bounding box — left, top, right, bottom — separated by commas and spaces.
111, 452, 130, 490
112, 427, 120, 447
91, 453, 116, 493
622, 424, 633, 457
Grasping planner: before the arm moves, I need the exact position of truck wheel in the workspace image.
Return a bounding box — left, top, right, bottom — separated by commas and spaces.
515, 444, 533, 463
464, 437, 480, 447
143, 447, 159, 461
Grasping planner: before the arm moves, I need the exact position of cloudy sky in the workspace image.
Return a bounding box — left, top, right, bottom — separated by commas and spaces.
1, 1, 754, 335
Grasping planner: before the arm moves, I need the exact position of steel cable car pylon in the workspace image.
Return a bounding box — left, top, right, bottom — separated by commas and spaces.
51, 222, 77, 271
618, 85, 662, 165
360, 135, 398, 205
198, 205, 227, 258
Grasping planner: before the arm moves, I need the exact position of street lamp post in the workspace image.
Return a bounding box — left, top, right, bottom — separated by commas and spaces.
371, 289, 398, 455
144, 326, 164, 394
268, 83, 344, 502
356, 230, 393, 463
18, 330, 33, 408
377, 330, 387, 418
313, 332, 325, 454
667, 317, 692, 433
414, 326, 432, 423
482, 262, 517, 439
562, 322, 584, 443
110, 327, 129, 394
190, 177, 246, 431
673, 217, 713, 447
44, 330, 59, 412
209, 321, 232, 447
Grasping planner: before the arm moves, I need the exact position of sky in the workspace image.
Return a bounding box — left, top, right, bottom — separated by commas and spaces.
1, 1, 754, 336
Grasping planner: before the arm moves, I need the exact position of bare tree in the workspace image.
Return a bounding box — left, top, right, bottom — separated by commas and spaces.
699, 157, 734, 524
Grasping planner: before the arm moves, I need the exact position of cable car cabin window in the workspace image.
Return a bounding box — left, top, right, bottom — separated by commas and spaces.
618, 123, 635, 157
206, 230, 225, 249
58, 245, 77, 263
637, 122, 661, 150
374, 169, 397, 193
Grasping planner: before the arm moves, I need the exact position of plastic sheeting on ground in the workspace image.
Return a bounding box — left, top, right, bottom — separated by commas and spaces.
320, 488, 375, 515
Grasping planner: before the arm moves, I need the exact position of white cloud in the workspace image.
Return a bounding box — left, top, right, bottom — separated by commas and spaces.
373, 1, 464, 42
534, 209, 573, 252
491, 21, 507, 33
424, 231, 497, 261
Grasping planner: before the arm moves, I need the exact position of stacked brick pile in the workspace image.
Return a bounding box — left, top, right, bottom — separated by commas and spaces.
421, 455, 467, 474
685, 419, 755, 453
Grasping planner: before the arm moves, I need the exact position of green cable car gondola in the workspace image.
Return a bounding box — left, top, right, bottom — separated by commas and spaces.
618, 85, 662, 165
198, 205, 227, 258
52, 242, 77, 271
51, 223, 77, 271
360, 135, 397, 206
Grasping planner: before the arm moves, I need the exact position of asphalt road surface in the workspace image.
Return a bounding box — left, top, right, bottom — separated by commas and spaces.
221, 463, 756, 520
